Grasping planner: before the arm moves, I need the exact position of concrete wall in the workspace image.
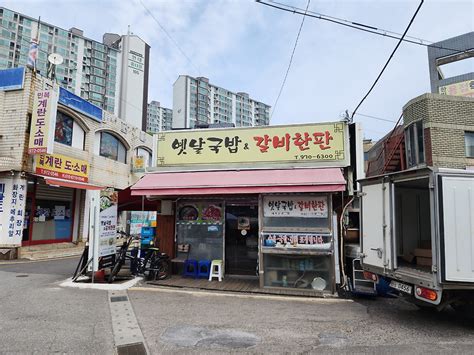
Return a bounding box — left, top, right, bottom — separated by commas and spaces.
172, 75, 187, 129
403, 93, 474, 169
428, 32, 474, 94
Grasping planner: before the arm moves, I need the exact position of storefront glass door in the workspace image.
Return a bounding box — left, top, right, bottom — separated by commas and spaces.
225, 205, 258, 276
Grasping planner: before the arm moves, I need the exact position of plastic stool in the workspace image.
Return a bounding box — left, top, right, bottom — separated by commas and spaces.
183, 259, 198, 278
197, 260, 212, 279
208, 259, 223, 282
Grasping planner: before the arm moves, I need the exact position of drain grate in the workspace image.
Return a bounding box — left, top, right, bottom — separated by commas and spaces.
116, 342, 147, 355
110, 295, 129, 302
16, 274, 29, 278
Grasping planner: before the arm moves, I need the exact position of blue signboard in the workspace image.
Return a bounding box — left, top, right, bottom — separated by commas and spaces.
0, 67, 25, 91
58, 87, 103, 122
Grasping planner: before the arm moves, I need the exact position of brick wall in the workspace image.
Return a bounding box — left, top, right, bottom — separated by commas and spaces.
403, 93, 474, 169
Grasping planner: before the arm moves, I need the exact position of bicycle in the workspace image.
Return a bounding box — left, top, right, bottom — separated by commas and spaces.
108, 231, 171, 283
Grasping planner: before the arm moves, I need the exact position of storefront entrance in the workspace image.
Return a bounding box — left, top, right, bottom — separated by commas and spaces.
225, 205, 258, 276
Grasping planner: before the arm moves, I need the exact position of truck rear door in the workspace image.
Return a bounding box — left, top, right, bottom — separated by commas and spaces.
360, 180, 394, 271
439, 175, 474, 282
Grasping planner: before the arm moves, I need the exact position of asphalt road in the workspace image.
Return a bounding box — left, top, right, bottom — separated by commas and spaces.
1, 258, 474, 354
0, 257, 114, 354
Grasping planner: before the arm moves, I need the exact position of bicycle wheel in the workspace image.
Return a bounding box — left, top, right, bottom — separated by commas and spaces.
108, 250, 126, 283
147, 256, 170, 281
155, 258, 170, 280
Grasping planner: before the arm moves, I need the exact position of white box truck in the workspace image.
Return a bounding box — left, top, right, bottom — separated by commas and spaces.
359, 167, 474, 314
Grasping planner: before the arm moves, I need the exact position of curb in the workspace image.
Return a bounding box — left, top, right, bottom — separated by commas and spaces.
60, 277, 143, 291
129, 285, 353, 303
0, 255, 81, 265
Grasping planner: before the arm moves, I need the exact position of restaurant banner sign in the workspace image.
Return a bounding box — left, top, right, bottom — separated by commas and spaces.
28, 88, 58, 154
263, 195, 328, 218
99, 188, 118, 257
34, 153, 89, 183
155, 122, 348, 167
439, 80, 474, 98
0, 176, 27, 246
262, 232, 332, 249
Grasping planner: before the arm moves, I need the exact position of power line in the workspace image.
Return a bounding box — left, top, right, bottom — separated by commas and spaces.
352, 112, 397, 123
138, 0, 201, 75
351, 0, 424, 120
271, 0, 310, 119
256, 0, 468, 55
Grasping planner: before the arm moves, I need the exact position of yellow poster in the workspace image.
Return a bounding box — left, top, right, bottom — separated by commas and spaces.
28, 88, 58, 154
132, 156, 145, 173
439, 80, 474, 98
34, 153, 89, 182
156, 122, 348, 167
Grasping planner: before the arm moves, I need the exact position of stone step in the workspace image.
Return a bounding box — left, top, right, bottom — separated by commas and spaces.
20, 242, 79, 252
19, 246, 85, 261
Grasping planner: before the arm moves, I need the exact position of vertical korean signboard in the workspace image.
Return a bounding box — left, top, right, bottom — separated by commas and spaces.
0, 177, 27, 246
28, 88, 58, 154
99, 188, 118, 257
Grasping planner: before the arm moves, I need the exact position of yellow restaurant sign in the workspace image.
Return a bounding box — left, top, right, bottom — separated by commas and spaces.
439, 80, 474, 98
156, 122, 348, 167
34, 153, 89, 183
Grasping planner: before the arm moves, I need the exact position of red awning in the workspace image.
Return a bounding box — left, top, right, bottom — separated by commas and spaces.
131, 168, 346, 196
45, 177, 103, 190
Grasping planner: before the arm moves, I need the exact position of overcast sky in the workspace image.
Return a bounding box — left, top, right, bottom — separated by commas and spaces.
5, 0, 473, 139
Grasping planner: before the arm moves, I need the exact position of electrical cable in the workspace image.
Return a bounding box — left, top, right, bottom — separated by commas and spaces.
256, 0, 469, 55
352, 112, 397, 123
271, 0, 310, 119
351, 0, 424, 120
138, 0, 201, 75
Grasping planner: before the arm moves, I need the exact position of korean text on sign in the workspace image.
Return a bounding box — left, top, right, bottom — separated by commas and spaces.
263, 196, 328, 218
28, 89, 58, 155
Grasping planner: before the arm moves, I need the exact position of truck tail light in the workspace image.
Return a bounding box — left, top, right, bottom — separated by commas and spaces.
363, 271, 378, 282
415, 286, 437, 301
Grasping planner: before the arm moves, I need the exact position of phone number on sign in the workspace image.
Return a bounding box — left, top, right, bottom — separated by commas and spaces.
294, 154, 334, 160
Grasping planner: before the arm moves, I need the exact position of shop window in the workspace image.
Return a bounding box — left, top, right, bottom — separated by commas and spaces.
176, 201, 224, 261
263, 254, 333, 291
405, 121, 425, 168
465, 132, 474, 158
55, 111, 85, 149
99, 131, 127, 163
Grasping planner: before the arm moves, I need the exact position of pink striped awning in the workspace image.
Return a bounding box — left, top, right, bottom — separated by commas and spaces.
131, 168, 346, 196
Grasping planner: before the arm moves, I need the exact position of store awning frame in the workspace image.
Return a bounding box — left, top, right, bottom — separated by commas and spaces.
44, 177, 103, 190
131, 168, 346, 197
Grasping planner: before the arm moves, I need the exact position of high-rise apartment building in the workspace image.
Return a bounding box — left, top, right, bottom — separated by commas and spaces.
146, 101, 173, 133
173, 75, 271, 129
0, 7, 149, 130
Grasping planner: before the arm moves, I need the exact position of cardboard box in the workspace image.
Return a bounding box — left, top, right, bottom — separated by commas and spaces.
419, 240, 431, 249
401, 253, 415, 263
414, 248, 432, 258
416, 256, 432, 266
